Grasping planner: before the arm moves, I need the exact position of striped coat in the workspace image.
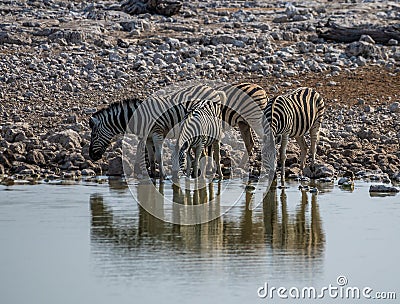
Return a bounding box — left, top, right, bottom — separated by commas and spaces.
262, 87, 325, 185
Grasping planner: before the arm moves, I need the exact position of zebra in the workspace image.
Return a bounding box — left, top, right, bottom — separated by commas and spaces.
89, 83, 268, 180
172, 92, 225, 179
218, 82, 268, 156
262, 87, 325, 186
89, 98, 142, 161
89, 84, 225, 181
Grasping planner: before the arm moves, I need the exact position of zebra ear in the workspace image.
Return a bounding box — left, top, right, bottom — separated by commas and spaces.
89, 117, 99, 128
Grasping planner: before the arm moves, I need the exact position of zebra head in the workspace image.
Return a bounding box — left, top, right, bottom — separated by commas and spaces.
172, 141, 189, 179
88, 115, 112, 161
88, 98, 141, 161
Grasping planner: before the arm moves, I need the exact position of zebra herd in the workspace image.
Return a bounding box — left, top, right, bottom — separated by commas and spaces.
88, 82, 324, 186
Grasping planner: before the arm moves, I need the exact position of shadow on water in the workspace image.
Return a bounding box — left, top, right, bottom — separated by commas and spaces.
263, 187, 325, 257
90, 178, 325, 276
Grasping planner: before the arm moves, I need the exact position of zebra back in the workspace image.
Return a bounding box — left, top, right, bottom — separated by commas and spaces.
217, 82, 269, 137
263, 87, 324, 138
130, 84, 224, 139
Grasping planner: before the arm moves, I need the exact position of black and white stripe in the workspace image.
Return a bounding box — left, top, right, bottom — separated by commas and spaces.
218, 82, 268, 155
262, 87, 325, 185
89, 85, 224, 180
174, 93, 225, 179
89, 98, 141, 161
88, 83, 269, 179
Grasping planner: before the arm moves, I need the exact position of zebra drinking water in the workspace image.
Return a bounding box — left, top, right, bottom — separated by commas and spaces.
262, 87, 325, 186
173, 92, 225, 179
88, 82, 269, 180
88, 85, 224, 180
89, 98, 142, 162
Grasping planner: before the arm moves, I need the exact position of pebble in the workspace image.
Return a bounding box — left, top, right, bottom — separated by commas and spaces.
369, 185, 399, 193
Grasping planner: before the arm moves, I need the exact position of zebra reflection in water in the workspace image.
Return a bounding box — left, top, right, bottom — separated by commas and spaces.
262, 185, 325, 256
90, 181, 324, 259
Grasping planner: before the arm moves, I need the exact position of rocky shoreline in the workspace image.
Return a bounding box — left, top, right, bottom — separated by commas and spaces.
0, 0, 399, 185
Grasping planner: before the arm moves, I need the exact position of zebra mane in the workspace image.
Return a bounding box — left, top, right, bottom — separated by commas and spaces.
92, 97, 143, 118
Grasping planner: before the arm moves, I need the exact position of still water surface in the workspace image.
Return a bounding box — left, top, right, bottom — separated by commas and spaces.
0, 179, 399, 303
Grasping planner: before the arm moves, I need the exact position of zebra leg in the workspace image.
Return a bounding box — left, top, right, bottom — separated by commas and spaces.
135, 139, 149, 178
186, 151, 193, 178
279, 134, 289, 186
171, 146, 180, 180
206, 145, 214, 174
213, 141, 222, 179
310, 123, 321, 170
238, 122, 254, 167
200, 148, 207, 179
152, 134, 166, 181
145, 139, 155, 178
295, 136, 308, 174
193, 145, 203, 178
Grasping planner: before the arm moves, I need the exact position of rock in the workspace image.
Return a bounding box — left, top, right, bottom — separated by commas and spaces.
388, 102, 400, 113
303, 163, 335, 179
345, 41, 377, 58
341, 181, 355, 190
356, 128, 379, 140
10, 162, 40, 174
48, 30, 85, 45
338, 177, 350, 185
297, 41, 316, 53
369, 185, 399, 193
107, 156, 124, 176
0, 31, 31, 45
2, 127, 27, 143
359, 35, 375, 44
121, 0, 182, 16
343, 170, 355, 179
47, 130, 82, 150
0, 154, 11, 168
318, 177, 333, 183
81, 168, 96, 176
26, 150, 46, 166
392, 172, 400, 182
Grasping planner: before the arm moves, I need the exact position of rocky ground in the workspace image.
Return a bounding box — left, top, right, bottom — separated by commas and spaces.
0, 0, 399, 184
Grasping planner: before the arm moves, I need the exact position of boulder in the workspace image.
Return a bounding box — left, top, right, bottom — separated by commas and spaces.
48, 30, 85, 44
345, 41, 377, 57
3, 127, 21, 143
107, 157, 124, 176
10, 162, 40, 174
0, 31, 31, 45
388, 102, 400, 113
121, 0, 182, 16
303, 163, 335, 179
0, 153, 11, 168
47, 130, 82, 150
392, 172, 400, 182
26, 150, 46, 166
369, 185, 399, 193
81, 168, 96, 176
